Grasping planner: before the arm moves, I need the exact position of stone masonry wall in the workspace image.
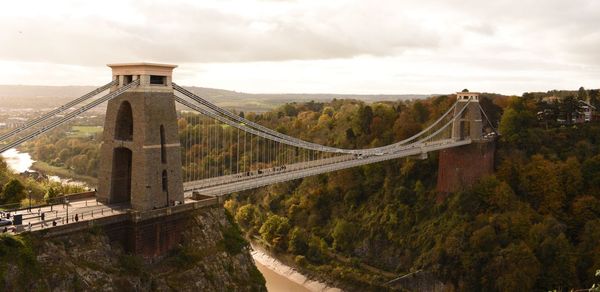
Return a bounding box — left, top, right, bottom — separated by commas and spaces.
436, 141, 495, 193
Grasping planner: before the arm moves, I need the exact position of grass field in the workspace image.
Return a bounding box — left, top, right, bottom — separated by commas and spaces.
68, 125, 103, 138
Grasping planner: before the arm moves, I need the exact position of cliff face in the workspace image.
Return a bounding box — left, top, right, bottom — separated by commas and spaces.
0, 207, 266, 291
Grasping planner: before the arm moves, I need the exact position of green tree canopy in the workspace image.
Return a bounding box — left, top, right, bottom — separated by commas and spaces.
1, 178, 25, 204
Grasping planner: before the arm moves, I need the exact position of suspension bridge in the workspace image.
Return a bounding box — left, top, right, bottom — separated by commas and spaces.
0, 63, 496, 242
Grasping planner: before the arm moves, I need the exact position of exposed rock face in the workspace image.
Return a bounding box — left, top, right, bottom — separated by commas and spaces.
0, 207, 266, 291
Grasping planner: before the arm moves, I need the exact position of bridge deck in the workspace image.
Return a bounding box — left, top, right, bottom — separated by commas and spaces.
184, 139, 471, 197
2, 196, 128, 234
2, 195, 218, 235
0, 140, 472, 234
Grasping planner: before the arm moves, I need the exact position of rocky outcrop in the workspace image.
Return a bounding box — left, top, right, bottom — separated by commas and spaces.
0, 207, 266, 291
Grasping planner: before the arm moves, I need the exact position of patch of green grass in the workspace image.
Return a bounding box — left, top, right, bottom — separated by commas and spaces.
68, 125, 103, 138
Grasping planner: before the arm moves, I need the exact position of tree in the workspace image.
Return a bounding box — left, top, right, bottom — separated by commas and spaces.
535, 233, 577, 290
582, 154, 600, 195
578, 220, 600, 287
369, 116, 385, 138
44, 186, 59, 202
561, 95, 578, 124
589, 89, 600, 108
471, 176, 515, 211
521, 155, 565, 214
484, 242, 541, 292
498, 98, 536, 144
559, 157, 583, 202
235, 204, 258, 230
306, 235, 328, 264
0, 158, 8, 185
177, 118, 188, 130
332, 220, 357, 253
345, 128, 356, 143
479, 96, 503, 129
281, 104, 299, 117
578, 86, 588, 101
393, 111, 422, 141
259, 214, 290, 250
469, 225, 497, 252
0, 157, 7, 174
412, 101, 429, 123
356, 105, 373, 134
288, 227, 308, 255
1, 179, 25, 204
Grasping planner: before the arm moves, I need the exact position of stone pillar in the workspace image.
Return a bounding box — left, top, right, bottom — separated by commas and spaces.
97, 63, 184, 211
452, 92, 483, 141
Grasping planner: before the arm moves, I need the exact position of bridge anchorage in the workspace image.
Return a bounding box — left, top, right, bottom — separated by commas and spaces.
0, 62, 496, 255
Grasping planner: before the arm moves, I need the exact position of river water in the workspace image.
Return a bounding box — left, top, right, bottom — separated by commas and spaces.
1, 148, 34, 173
1, 148, 337, 291
1, 148, 87, 187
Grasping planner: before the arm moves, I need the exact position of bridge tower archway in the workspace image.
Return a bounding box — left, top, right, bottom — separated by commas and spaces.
97, 63, 184, 211
115, 101, 133, 140
110, 147, 132, 203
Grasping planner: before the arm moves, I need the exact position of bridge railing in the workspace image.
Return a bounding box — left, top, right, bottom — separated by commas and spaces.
183, 154, 355, 191
0, 191, 96, 213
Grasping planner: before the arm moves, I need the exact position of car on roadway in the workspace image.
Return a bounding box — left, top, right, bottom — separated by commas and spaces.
0, 218, 13, 227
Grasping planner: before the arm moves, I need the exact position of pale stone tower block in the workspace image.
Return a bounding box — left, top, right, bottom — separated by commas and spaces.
452, 91, 483, 141
98, 63, 184, 211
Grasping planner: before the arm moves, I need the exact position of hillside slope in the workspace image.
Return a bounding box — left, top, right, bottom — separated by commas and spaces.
0, 207, 266, 291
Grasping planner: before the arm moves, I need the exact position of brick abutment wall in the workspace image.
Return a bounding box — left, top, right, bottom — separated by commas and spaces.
38, 198, 219, 257
436, 141, 495, 193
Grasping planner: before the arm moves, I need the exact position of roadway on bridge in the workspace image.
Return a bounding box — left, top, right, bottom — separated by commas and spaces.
0, 139, 472, 234
1, 196, 217, 234
1, 197, 129, 234
184, 139, 472, 197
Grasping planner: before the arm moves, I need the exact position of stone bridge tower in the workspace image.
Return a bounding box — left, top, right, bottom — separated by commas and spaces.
438, 91, 494, 193
452, 91, 483, 141
98, 63, 184, 211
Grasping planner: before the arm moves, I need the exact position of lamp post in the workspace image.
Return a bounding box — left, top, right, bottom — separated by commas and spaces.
65, 197, 69, 224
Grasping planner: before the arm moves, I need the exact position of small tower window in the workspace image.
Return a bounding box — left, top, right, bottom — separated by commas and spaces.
162, 170, 168, 192
160, 125, 167, 163
124, 75, 133, 85
115, 101, 133, 140
150, 75, 166, 85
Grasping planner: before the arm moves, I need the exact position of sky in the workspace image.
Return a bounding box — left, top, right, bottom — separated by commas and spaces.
0, 0, 598, 95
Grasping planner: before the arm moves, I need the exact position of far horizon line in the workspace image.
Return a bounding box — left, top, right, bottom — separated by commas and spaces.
2, 82, 595, 98
0, 83, 532, 97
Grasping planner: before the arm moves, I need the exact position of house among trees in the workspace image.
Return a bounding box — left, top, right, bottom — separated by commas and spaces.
537, 93, 598, 125
578, 99, 597, 123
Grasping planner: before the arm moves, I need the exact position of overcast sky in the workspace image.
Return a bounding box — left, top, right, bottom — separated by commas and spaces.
0, 0, 598, 95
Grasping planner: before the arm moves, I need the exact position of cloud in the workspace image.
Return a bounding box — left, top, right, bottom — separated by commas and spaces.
0, 0, 444, 65
0, 0, 598, 94
464, 23, 495, 36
